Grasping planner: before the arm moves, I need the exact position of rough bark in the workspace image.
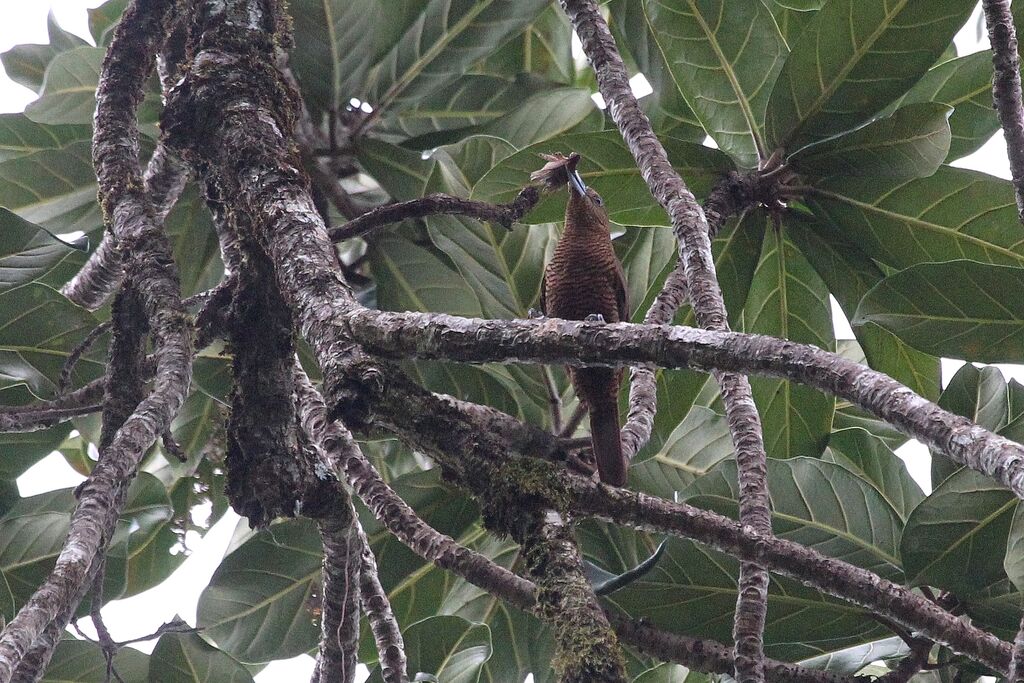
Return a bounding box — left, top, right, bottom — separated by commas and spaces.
311, 503, 361, 683
355, 522, 409, 683
983, 0, 1024, 222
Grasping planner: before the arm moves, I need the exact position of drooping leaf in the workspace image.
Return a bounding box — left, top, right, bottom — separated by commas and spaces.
795, 637, 907, 676
853, 260, 1024, 364
629, 407, 734, 498
473, 131, 734, 226
823, 427, 925, 521
901, 467, 1015, 595
88, 0, 129, 46
743, 222, 835, 459
0, 208, 87, 291
614, 226, 678, 323
197, 518, 322, 663
0, 114, 90, 163
684, 457, 904, 579
0, 283, 101, 394
367, 615, 492, 683
1, 12, 88, 93
357, 138, 436, 202
790, 103, 951, 180
363, 0, 549, 113
473, 88, 595, 149
784, 212, 940, 401
627, 0, 788, 167
286, 0, 381, 120
41, 638, 150, 682
765, 0, 974, 152
898, 51, 1000, 161
808, 166, 1024, 269
474, 7, 575, 85
150, 629, 255, 683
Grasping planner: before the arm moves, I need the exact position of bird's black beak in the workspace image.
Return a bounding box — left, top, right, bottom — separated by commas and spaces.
566, 152, 587, 196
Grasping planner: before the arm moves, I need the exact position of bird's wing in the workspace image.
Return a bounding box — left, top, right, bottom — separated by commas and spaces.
615, 260, 629, 323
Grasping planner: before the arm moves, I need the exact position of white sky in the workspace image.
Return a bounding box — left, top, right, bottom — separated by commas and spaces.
0, 2, 1017, 682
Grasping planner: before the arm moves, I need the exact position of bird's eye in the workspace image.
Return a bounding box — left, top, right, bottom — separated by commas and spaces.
592, 193, 604, 206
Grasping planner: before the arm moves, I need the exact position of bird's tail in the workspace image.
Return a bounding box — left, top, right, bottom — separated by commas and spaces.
590, 399, 626, 486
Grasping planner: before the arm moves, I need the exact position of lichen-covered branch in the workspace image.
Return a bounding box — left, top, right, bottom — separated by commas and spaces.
355, 522, 408, 683
983, 0, 1024, 222
557, 2, 771, 677
328, 187, 541, 242
0, 0, 191, 677
311, 502, 361, 683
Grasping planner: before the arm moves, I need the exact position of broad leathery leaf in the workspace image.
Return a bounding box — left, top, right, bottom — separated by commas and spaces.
41, 638, 150, 682
854, 261, 1024, 363
0, 386, 72, 479
357, 138, 436, 202
601, 531, 888, 662
902, 467, 1015, 595
898, 51, 1000, 161
633, 663, 709, 682
364, 0, 548, 112
608, 0, 704, 142
962, 577, 1024, 641
784, 213, 940, 401
743, 222, 835, 459
437, 135, 517, 189
0, 140, 102, 238
0, 283, 101, 395
790, 103, 951, 180
473, 131, 734, 226
629, 407, 734, 498
474, 87, 595, 149
150, 629, 255, 683
631, 0, 787, 168
107, 473, 175, 601
0, 208, 87, 291
614, 226, 677, 322
367, 616, 492, 683
287, 0, 380, 120
765, 0, 974, 152
808, 166, 1024, 269
930, 364, 1013, 487
197, 518, 321, 663
796, 637, 907, 676
1, 11, 87, 92
88, 0, 128, 46
0, 113, 90, 163
474, 6, 575, 85
1004, 504, 1024, 593
684, 457, 904, 579
823, 427, 925, 521
164, 185, 224, 297
765, 3, 818, 45
26, 46, 162, 129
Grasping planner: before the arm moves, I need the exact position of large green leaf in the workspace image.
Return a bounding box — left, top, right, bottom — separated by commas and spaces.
743, 222, 835, 458
1, 12, 87, 93
629, 0, 787, 167
765, 3, 818, 45
795, 637, 906, 676
150, 630, 255, 683
0, 140, 102, 239
1004, 504, 1024, 593
367, 615, 492, 683
88, 0, 128, 46
364, 0, 548, 112
808, 166, 1023, 269
0, 385, 72, 479
854, 260, 1024, 363
790, 103, 951, 180
633, 663, 709, 682
614, 226, 678, 322
41, 638, 150, 682
197, 518, 321, 663
629, 407, 734, 498
0, 283, 101, 394
108, 473, 175, 601
897, 51, 1000, 161
784, 213, 940, 401
604, 534, 888, 662
765, 0, 974, 152
0, 208, 86, 291
287, 0, 381, 120
0, 114, 90, 163
474, 6, 575, 85
473, 131, 734, 226
684, 457, 904, 579
901, 467, 1014, 595
357, 138, 436, 201
474, 88, 595, 149
823, 427, 925, 521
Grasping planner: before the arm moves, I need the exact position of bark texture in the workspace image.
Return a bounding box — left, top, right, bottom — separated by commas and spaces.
983, 0, 1024, 222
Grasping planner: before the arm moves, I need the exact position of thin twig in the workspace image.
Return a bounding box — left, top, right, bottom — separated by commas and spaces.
329, 187, 541, 242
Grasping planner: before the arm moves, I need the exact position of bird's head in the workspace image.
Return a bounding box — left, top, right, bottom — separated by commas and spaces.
530, 151, 608, 222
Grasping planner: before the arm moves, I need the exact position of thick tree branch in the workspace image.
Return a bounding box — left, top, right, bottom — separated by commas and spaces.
355, 522, 408, 683
328, 188, 541, 242
983, 0, 1024, 222
311, 501, 361, 683
293, 370, 854, 682
0, 0, 192, 677
557, 2, 772, 677
340, 309, 1024, 500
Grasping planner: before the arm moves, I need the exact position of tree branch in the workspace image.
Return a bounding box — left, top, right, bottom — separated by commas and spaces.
355, 521, 408, 683
328, 188, 541, 242
311, 500, 361, 683
983, 0, 1024, 222
0, 0, 192, 677
557, 3, 772, 677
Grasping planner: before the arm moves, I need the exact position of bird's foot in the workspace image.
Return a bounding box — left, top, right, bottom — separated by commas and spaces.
585, 313, 606, 323
528, 308, 546, 319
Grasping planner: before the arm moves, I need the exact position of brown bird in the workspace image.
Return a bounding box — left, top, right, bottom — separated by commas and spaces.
533, 153, 630, 486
